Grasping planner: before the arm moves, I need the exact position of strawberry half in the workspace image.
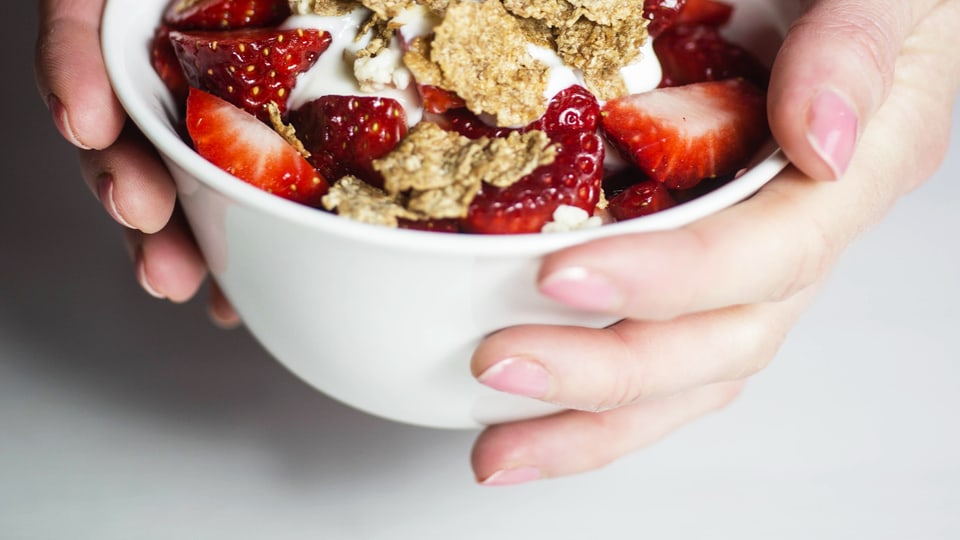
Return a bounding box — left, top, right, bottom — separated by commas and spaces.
163, 0, 290, 30
288, 95, 408, 189
643, 0, 688, 38
601, 79, 768, 190
185, 88, 329, 206
169, 28, 331, 121
151, 25, 190, 102
676, 0, 733, 26
655, 24, 770, 88
438, 85, 600, 140
462, 130, 605, 235
607, 180, 677, 221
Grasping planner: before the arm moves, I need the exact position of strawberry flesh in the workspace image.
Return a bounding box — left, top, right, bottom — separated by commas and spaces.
655, 24, 770, 88
289, 95, 408, 189
462, 130, 605, 234
418, 85, 466, 114
163, 0, 290, 30
601, 79, 768, 190
643, 0, 688, 38
676, 0, 733, 26
185, 88, 329, 206
607, 180, 677, 221
151, 25, 190, 102
169, 28, 331, 121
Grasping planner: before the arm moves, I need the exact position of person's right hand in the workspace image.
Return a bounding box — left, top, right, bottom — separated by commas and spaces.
34, 0, 238, 325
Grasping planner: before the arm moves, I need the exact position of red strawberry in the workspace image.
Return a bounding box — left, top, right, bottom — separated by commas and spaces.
607, 180, 677, 221
169, 28, 331, 121
654, 24, 770, 88
462, 130, 605, 234
398, 217, 461, 233
288, 95, 408, 189
151, 25, 189, 101
643, 0, 688, 38
185, 88, 329, 206
418, 85, 466, 114
601, 79, 768, 190
676, 0, 733, 26
438, 85, 599, 140
527, 85, 600, 136
163, 0, 290, 30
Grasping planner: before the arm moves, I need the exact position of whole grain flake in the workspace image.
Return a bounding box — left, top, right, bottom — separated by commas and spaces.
322, 175, 421, 226
372, 122, 557, 219
430, 1, 551, 127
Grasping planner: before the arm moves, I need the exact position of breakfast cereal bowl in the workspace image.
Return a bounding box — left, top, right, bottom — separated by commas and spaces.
102, 0, 791, 428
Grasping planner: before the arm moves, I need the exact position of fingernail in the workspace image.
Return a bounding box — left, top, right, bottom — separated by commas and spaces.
97, 174, 134, 229
47, 94, 90, 150
136, 250, 166, 300
480, 466, 542, 486
807, 89, 858, 179
539, 267, 622, 312
478, 357, 551, 399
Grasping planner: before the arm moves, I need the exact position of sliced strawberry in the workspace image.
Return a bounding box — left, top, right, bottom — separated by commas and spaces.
288, 95, 408, 189
654, 24, 770, 88
185, 88, 329, 206
398, 217, 461, 233
169, 28, 331, 121
438, 85, 599, 140
643, 0, 688, 38
462, 130, 605, 235
527, 85, 600, 136
601, 79, 768, 190
163, 0, 290, 30
418, 85, 466, 114
607, 180, 677, 221
151, 25, 189, 102
676, 0, 733, 26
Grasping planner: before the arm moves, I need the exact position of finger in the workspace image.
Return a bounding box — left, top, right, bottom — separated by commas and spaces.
539, 1, 960, 321
767, 0, 941, 180
473, 287, 813, 409
35, 0, 126, 150
208, 281, 242, 329
124, 211, 207, 303
79, 124, 178, 234
473, 381, 743, 485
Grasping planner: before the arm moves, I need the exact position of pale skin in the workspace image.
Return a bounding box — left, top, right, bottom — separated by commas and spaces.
35, 0, 960, 485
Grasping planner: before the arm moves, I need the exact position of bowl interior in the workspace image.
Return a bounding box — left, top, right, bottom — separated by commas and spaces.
102, 0, 790, 256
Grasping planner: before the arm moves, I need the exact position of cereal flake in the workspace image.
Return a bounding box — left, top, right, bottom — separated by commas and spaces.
322, 175, 420, 227
372, 122, 557, 218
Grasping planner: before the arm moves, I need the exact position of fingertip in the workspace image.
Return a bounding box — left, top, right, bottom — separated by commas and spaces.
767, 1, 908, 180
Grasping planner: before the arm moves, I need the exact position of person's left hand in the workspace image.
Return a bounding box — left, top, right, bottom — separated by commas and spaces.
469, 0, 960, 485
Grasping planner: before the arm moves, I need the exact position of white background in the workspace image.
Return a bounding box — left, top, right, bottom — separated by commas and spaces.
4, 3, 958, 538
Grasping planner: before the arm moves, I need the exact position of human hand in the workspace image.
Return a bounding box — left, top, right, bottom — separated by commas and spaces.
34, 0, 238, 325
470, 0, 960, 485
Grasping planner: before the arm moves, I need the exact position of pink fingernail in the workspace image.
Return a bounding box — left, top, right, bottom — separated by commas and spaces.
136, 252, 166, 300
539, 267, 621, 312
97, 174, 134, 229
807, 89, 858, 179
47, 94, 90, 150
481, 466, 541, 486
478, 357, 550, 399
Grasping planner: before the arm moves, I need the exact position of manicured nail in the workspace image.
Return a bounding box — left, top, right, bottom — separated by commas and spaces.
97, 174, 134, 229
47, 94, 90, 150
136, 251, 166, 300
807, 89, 858, 179
478, 357, 551, 399
539, 266, 622, 312
481, 466, 541, 486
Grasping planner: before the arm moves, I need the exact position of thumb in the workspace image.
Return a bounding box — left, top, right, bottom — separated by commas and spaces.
767, 0, 938, 180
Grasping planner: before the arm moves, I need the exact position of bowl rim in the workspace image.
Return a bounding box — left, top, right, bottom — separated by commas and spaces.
101, 0, 789, 257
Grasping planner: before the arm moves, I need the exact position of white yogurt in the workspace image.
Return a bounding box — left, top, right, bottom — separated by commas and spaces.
284, 7, 662, 133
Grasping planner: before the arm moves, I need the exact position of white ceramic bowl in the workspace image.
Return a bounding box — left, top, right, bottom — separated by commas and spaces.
102, 0, 790, 428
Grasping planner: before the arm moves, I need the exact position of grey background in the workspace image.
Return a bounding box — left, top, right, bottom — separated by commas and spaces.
3, 2, 959, 538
